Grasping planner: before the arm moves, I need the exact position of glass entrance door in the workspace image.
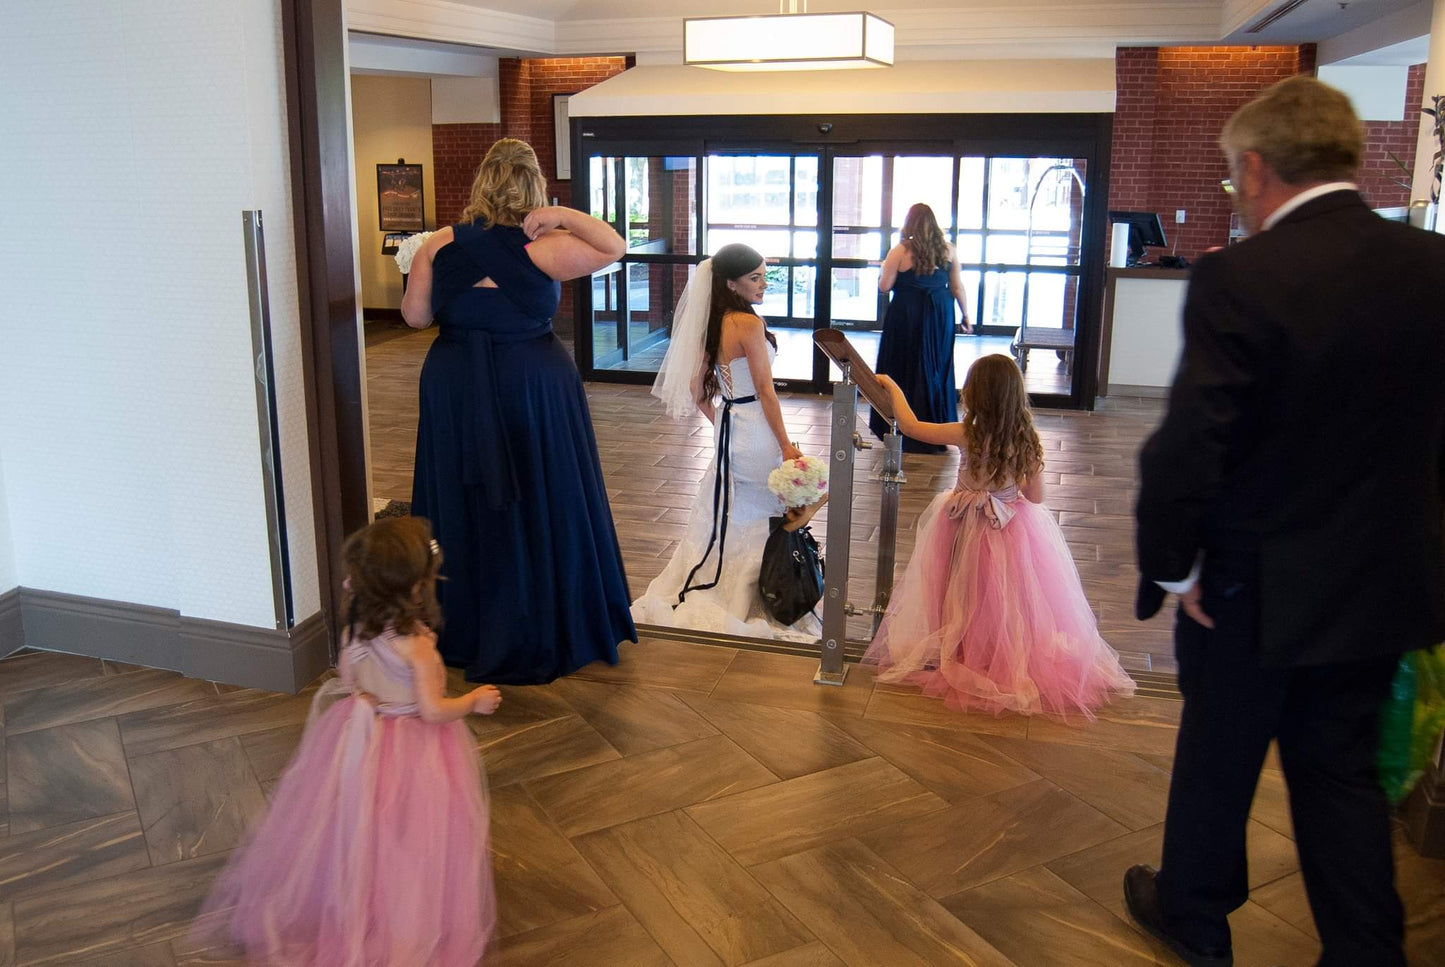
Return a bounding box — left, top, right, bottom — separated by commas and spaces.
703, 152, 820, 383
576, 137, 1097, 405
825, 151, 1088, 398
586, 153, 700, 373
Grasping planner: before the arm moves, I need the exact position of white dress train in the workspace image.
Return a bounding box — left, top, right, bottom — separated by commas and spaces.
631, 351, 821, 641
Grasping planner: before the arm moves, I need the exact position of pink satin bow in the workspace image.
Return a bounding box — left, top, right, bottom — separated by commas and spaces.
945, 487, 1017, 529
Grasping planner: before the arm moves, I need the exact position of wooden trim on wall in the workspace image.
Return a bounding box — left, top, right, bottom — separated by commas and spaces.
282, 0, 370, 658
0, 588, 21, 656
8, 588, 329, 693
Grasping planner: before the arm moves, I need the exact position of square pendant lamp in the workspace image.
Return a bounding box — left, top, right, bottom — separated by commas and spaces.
683, 11, 895, 71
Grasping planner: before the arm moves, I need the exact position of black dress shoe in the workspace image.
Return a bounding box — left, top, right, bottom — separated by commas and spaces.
1123, 865, 1233, 967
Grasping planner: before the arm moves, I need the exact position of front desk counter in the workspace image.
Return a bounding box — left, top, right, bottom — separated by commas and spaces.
1099, 266, 1191, 397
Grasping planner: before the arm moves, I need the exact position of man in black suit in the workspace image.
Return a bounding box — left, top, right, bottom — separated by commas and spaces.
1125, 76, 1445, 967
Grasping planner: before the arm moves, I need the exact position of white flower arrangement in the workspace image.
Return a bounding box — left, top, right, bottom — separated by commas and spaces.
393, 231, 435, 275
767, 454, 829, 509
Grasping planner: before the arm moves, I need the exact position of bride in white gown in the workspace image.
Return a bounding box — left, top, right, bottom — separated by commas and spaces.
631, 244, 820, 641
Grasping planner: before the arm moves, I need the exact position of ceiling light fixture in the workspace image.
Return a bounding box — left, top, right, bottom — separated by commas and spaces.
684, 1, 894, 72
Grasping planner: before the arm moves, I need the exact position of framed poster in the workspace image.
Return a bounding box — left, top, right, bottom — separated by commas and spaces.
376, 162, 425, 232
553, 93, 575, 181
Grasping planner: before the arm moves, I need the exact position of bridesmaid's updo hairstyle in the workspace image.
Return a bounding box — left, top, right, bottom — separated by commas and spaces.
460, 138, 547, 228
341, 517, 444, 640
699, 243, 776, 404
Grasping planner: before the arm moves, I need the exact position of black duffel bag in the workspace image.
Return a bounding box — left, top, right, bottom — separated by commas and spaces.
758, 517, 825, 626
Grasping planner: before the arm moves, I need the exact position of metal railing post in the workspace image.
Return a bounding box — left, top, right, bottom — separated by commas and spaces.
816, 368, 856, 686
873, 427, 906, 634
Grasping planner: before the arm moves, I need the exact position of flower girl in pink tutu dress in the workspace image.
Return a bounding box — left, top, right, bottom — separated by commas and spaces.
195, 517, 501, 966
864, 355, 1135, 718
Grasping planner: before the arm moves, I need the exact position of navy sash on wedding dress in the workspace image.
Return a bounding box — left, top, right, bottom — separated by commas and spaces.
411, 222, 636, 684
678, 391, 757, 602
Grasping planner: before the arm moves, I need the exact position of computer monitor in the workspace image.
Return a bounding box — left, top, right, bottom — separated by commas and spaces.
1108, 210, 1168, 262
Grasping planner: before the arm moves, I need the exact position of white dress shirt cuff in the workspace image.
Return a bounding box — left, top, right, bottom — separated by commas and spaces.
1155, 556, 1202, 595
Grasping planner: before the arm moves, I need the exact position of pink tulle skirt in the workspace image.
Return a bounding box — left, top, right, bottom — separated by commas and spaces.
195, 695, 494, 966
864, 491, 1135, 719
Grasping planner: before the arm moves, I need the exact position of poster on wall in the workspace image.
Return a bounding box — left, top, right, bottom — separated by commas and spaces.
553, 94, 575, 181
377, 162, 425, 232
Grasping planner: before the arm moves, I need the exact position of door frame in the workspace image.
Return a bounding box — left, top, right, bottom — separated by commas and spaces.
282, 0, 371, 651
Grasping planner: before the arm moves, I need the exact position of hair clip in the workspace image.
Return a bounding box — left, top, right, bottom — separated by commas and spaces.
428, 539, 441, 558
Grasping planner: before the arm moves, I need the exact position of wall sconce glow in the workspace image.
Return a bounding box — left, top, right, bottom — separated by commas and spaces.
684, 12, 895, 71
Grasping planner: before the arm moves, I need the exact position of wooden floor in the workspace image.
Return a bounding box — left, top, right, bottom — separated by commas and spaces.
2, 644, 1443, 965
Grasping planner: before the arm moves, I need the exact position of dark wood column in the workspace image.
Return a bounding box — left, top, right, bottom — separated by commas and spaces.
282, 0, 370, 656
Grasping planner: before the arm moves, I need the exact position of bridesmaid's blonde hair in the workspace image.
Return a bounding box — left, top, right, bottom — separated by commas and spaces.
459, 138, 547, 228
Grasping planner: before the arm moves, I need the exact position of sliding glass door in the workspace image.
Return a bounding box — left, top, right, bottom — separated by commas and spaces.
705, 153, 820, 382
571, 114, 1111, 408
586, 152, 700, 373
825, 152, 1088, 395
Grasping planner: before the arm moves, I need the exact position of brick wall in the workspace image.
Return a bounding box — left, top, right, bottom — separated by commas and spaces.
430, 56, 628, 326
1110, 46, 1316, 259
1110, 47, 1425, 257
432, 122, 503, 227
524, 58, 629, 325
524, 58, 629, 208
1359, 63, 1426, 209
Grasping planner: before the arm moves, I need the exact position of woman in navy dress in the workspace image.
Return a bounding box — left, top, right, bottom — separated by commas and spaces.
402, 139, 636, 684
869, 203, 972, 454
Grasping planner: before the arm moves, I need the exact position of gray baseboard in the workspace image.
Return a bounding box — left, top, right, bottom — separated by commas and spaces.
1102, 383, 1170, 399
0, 587, 21, 656
7, 587, 330, 693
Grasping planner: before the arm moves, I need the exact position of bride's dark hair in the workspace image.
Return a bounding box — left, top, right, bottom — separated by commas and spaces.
699, 243, 776, 404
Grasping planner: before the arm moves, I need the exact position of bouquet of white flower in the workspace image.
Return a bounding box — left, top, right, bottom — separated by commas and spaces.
393, 231, 435, 275
767, 454, 828, 509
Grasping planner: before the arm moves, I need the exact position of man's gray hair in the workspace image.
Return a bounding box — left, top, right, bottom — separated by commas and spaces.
1220, 75, 1364, 185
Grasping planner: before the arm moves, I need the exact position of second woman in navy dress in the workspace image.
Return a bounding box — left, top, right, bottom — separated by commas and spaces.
869, 203, 972, 454
402, 139, 636, 685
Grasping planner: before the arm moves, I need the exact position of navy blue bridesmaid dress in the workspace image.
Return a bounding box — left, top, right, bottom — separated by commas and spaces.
411, 222, 636, 684
869, 267, 959, 454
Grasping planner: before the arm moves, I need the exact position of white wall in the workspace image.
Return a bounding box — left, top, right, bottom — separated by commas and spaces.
568, 60, 1116, 118
1319, 1, 1432, 66
351, 75, 437, 311
349, 31, 500, 78
1317, 64, 1410, 121
432, 75, 500, 123
0, 0, 319, 627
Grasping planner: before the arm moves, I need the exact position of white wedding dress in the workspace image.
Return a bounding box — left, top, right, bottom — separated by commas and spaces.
631, 349, 822, 641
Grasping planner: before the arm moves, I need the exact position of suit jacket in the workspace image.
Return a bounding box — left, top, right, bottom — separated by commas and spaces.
1136, 190, 1445, 666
